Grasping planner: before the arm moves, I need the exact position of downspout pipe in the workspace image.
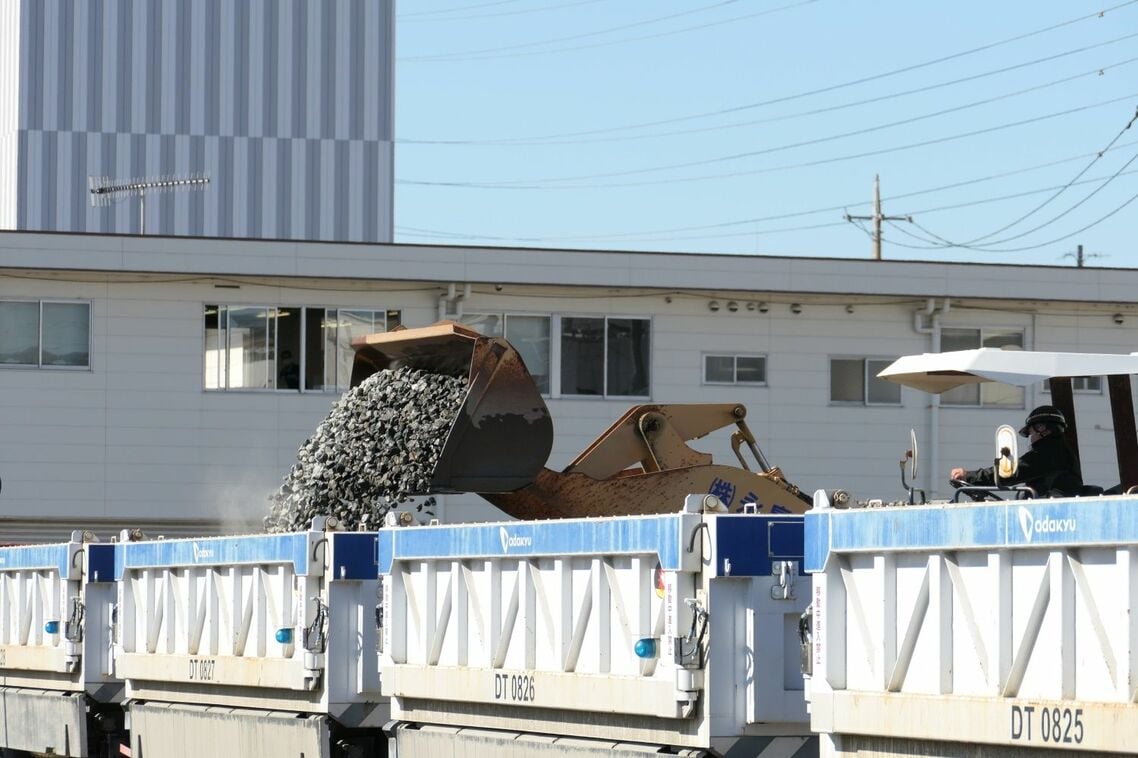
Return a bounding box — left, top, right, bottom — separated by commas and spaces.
437, 283, 471, 320
912, 299, 950, 497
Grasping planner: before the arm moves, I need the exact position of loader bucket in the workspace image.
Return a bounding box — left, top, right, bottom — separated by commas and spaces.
350, 322, 553, 493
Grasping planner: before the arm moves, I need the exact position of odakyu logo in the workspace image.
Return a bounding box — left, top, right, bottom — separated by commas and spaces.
1017, 505, 1077, 542
498, 526, 533, 554
191, 542, 215, 561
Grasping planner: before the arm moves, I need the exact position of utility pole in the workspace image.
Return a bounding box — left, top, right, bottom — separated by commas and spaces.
844, 174, 912, 260
1061, 244, 1104, 268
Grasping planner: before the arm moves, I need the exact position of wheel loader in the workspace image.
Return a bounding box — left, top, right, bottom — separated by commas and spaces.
351, 321, 811, 519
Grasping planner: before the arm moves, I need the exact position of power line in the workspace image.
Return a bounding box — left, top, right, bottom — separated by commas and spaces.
444, 71, 1138, 185
399, 0, 531, 20
397, 93, 1138, 189
400, 2, 1138, 138
399, 33, 1138, 146
397, 164, 1138, 246
400, 0, 745, 61
402, 0, 819, 63
927, 105, 1138, 246
400, 0, 605, 23
889, 183, 1138, 253
397, 138, 1138, 243
896, 146, 1138, 250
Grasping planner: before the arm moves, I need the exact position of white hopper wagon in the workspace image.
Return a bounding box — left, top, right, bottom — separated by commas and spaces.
0, 535, 121, 756
379, 496, 815, 757
805, 349, 1138, 757
113, 518, 386, 758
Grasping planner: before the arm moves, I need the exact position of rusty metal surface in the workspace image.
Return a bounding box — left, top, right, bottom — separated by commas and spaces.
431, 338, 553, 493
351, 321, 481, 382
483, 465, 810, 520
566, 404, 750, 480
350, 322, 553, 495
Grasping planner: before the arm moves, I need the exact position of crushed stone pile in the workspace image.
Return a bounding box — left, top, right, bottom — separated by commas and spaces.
264, 366, 467, 533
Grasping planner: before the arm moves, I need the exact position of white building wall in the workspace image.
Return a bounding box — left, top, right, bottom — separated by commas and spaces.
2, 266, 1136, 541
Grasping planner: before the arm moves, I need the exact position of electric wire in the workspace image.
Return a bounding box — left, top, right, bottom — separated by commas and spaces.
889, 149, 1138, 250
397, 93, 1138, 189
398, 164, 1138, 246
875, 182, 1138, 252
401, 0, 745, 61
402, 1, 818, 63
400, 0, 605, 22
398, 168, 1138, 244
400, 2, 1138, 140
919, 106, 1138, 247
399, 33, 1138, 145
396, 138, 1138, 243
399, 0, 531, 19
869, 165, 1138, 252
449, 69, 1138, 184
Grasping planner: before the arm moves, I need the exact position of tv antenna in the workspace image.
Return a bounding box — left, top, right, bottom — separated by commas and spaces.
89, 174, 210, 234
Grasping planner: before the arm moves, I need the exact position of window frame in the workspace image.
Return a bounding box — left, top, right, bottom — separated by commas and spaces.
203, 303, 393, 393
939, 327, 1027, 408
1042, 376, 1104, 395
556, 313, 652, 400
0, 299, 92, 370
461, 311, 553, 396
701, 353, 768, 386
828, 355, 902, 407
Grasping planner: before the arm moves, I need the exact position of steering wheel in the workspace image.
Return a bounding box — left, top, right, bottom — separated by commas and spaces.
950, 478, 1002, 502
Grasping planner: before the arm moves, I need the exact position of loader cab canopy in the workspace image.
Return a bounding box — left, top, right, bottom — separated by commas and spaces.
878, 348, 1138, 492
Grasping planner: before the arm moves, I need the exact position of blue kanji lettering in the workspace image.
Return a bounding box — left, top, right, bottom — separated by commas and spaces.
708, 478, 736, 507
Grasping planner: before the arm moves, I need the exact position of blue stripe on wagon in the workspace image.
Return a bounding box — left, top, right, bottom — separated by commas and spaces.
0, 543, 72, 577
804, 496, 1138, 573
379, 513, 688, 573
114, 533, 313, 580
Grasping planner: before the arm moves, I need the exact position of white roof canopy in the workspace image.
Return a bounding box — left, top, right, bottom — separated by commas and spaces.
877, 349, 1138, 394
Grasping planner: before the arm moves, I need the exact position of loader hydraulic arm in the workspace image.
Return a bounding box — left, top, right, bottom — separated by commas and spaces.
565, 404, 772, 479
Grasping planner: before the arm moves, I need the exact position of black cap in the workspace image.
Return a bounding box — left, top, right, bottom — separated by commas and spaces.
1019, 405, 1066, 437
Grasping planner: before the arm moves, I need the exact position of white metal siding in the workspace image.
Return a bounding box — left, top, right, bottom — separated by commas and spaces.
10, 0, 394, 242
2, 268, 1136, 539
0, 0, 19, 230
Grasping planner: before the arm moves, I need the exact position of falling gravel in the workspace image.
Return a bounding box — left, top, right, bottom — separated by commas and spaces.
264, 366, 468, 533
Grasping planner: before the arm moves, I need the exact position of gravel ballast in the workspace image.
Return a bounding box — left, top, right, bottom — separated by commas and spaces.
264, 366, 468, 533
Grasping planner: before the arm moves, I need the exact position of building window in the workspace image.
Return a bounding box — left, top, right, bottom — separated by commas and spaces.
941, 328, 1025, 407
830, 357, 901, 405
463, 313, 551, 394
704, 354, 767, 385
0, 300, 90, 368
561, 316, 650, 398
204, 305, 398, 391
1043, 376, 1103, 394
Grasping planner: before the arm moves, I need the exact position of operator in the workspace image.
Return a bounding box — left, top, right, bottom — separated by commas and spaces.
949, 405, 1083, 497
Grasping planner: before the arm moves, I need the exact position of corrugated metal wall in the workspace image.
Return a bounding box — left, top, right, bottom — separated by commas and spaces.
12, 0, 394, 241
0, 1, 20, 230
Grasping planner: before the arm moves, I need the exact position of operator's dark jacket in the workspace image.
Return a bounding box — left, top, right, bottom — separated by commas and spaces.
960, 434, 1082, 497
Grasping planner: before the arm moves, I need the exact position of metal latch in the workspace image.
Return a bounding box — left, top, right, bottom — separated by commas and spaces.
771, 560, 796, 600
65, 597, 85, 643
799, 605, 812, 676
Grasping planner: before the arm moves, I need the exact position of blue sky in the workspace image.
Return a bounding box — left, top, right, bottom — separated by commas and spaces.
394, 1, 1138, 266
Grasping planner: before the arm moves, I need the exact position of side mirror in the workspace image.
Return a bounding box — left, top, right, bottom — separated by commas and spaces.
908, 428, 919, 482
900, 428, 925, 504
995, 424, 1019, 482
